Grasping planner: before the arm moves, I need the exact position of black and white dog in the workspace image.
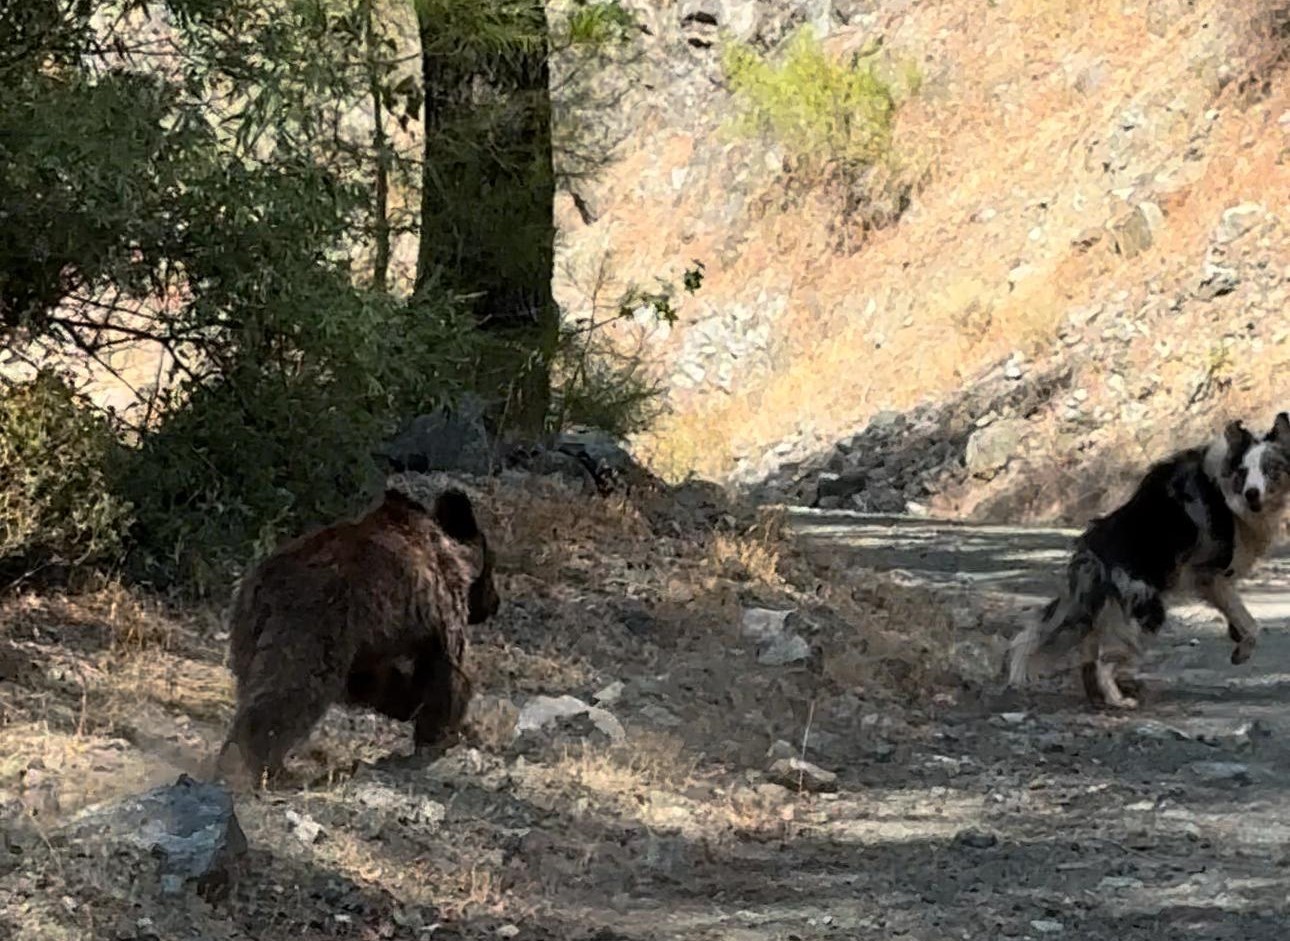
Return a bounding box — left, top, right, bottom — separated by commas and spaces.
1008, 412, 1290, 709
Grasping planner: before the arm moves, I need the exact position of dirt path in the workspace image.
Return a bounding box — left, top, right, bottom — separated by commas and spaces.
7, 503, 1290, 940
744, 508, 1290, 940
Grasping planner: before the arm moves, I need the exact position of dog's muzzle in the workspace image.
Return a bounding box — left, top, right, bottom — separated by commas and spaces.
1245, 488, 1263, 513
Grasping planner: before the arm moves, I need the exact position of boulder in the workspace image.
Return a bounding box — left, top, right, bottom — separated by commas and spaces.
965, 419, 1026, 478
378, 393, 493, 475
67, 774, 247, 900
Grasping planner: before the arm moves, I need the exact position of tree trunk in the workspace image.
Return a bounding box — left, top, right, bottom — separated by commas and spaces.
413, 0, 557, 436
364, 0, 390, 292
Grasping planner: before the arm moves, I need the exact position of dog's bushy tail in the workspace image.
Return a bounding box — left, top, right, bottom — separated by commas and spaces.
1007, 549, 1107, 686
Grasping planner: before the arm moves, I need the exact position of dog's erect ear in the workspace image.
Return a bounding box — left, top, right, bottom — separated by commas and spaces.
1224, 419, 1253, 454
1268, 412, 1290, 443
433, 488, 482, 543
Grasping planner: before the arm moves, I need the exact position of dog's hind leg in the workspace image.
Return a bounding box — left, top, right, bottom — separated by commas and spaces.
1079, 609, 1140, 709
1200, 577, 1261, 665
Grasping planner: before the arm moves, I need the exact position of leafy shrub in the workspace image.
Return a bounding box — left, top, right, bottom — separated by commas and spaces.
564, 0, 638, 46
546, 261, 706, 438
118, 285, 483, 596
722, 26, 898, 175
0, 371, 133, 585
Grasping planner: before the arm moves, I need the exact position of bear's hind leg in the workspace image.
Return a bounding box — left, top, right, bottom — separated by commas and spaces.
219, 680, 336, 787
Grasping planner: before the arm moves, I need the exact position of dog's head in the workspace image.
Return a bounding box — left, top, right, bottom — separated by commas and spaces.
1218, 413, 1290, 518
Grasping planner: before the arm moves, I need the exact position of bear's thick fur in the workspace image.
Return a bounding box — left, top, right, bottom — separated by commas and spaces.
216, 486, 499, 785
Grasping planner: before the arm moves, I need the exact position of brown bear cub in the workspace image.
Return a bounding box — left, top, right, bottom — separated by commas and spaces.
216, 485, 500, 786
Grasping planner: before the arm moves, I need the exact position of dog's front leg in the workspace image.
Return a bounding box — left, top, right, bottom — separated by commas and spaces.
1201, 577, 1260, 665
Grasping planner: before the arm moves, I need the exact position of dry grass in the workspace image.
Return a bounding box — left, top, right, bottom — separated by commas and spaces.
611, 0, 1289, 488
0, 473, 988, 939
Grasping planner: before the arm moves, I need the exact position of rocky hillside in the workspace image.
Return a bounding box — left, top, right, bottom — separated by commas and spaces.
553, 0, 1290, 522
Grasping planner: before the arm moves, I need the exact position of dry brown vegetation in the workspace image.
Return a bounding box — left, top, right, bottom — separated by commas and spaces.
553, 0, 1289, 495
0, 473, 997, 939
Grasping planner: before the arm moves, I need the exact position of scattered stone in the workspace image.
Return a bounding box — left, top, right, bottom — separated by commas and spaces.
1071, 227, 1104, 251
378, 394, 492, 475
768, 757, 837, 792
1137, 201, 1164, 234
1214, 202, 1265, 244
1186, 761, 1252, 785
1132, 721, 1191, 742
67, 774, 246, 899
1196, 262, 1239, 300
955, 829, 998, 849
741, 607, 794, 642
1107, 205, 1156, 258
756, 631, 811, 666
1007, 263, 1036, 288
466, 694, 521, 742
1099, 875, 1145, 890
1030, 919, 1065, 934
515, 694, 626, 743
816, 470, 869, 503
593, 680, 625, 705
419, 799, 447, 828
754, 782, 791, 803
766, 739, 797, 761
285, 809, 325, 845
965, 419, 1026, 478
17, 762, 59, 819
639, 703, 684, 727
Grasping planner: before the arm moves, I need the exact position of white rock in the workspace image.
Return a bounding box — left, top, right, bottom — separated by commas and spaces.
741, 607, 794, 642
285, 810, 324, 845
769, 757, 837, 790
1214, 202, 1265, 244
593, 680, 625, 705
757, 632, 811, 666
515, 694, 626, 743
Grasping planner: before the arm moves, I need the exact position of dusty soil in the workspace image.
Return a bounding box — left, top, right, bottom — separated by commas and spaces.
3, 484, 1289, 939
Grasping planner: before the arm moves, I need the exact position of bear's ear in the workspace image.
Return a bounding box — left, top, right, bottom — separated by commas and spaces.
384, 488, 429, 512
1269, 411, 1290, 443
433, 489, 481, 543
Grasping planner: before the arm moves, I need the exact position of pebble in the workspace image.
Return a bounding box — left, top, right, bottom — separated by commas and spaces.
955, 829, 998, 849
757, 631, 811, 666
1186, 761, 1253, 785
768, 757, 837, 791
285, 810, 324, 845
593, 681, 625, 705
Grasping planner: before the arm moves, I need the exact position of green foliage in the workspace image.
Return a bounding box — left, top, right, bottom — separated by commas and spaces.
551, 349, 667, 439
550, 260, 706, 438
0, 0, 666, 593
564, 0, 637, 46
119, 285, 483, 593
0, 371, 134, 585
0, 0, 496, 593
721, 26, 898, 175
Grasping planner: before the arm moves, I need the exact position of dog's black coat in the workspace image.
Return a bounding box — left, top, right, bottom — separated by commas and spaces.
1067, 446, 1235, 626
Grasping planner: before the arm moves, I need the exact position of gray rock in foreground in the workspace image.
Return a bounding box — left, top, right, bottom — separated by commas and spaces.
68, 774, 247, 899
